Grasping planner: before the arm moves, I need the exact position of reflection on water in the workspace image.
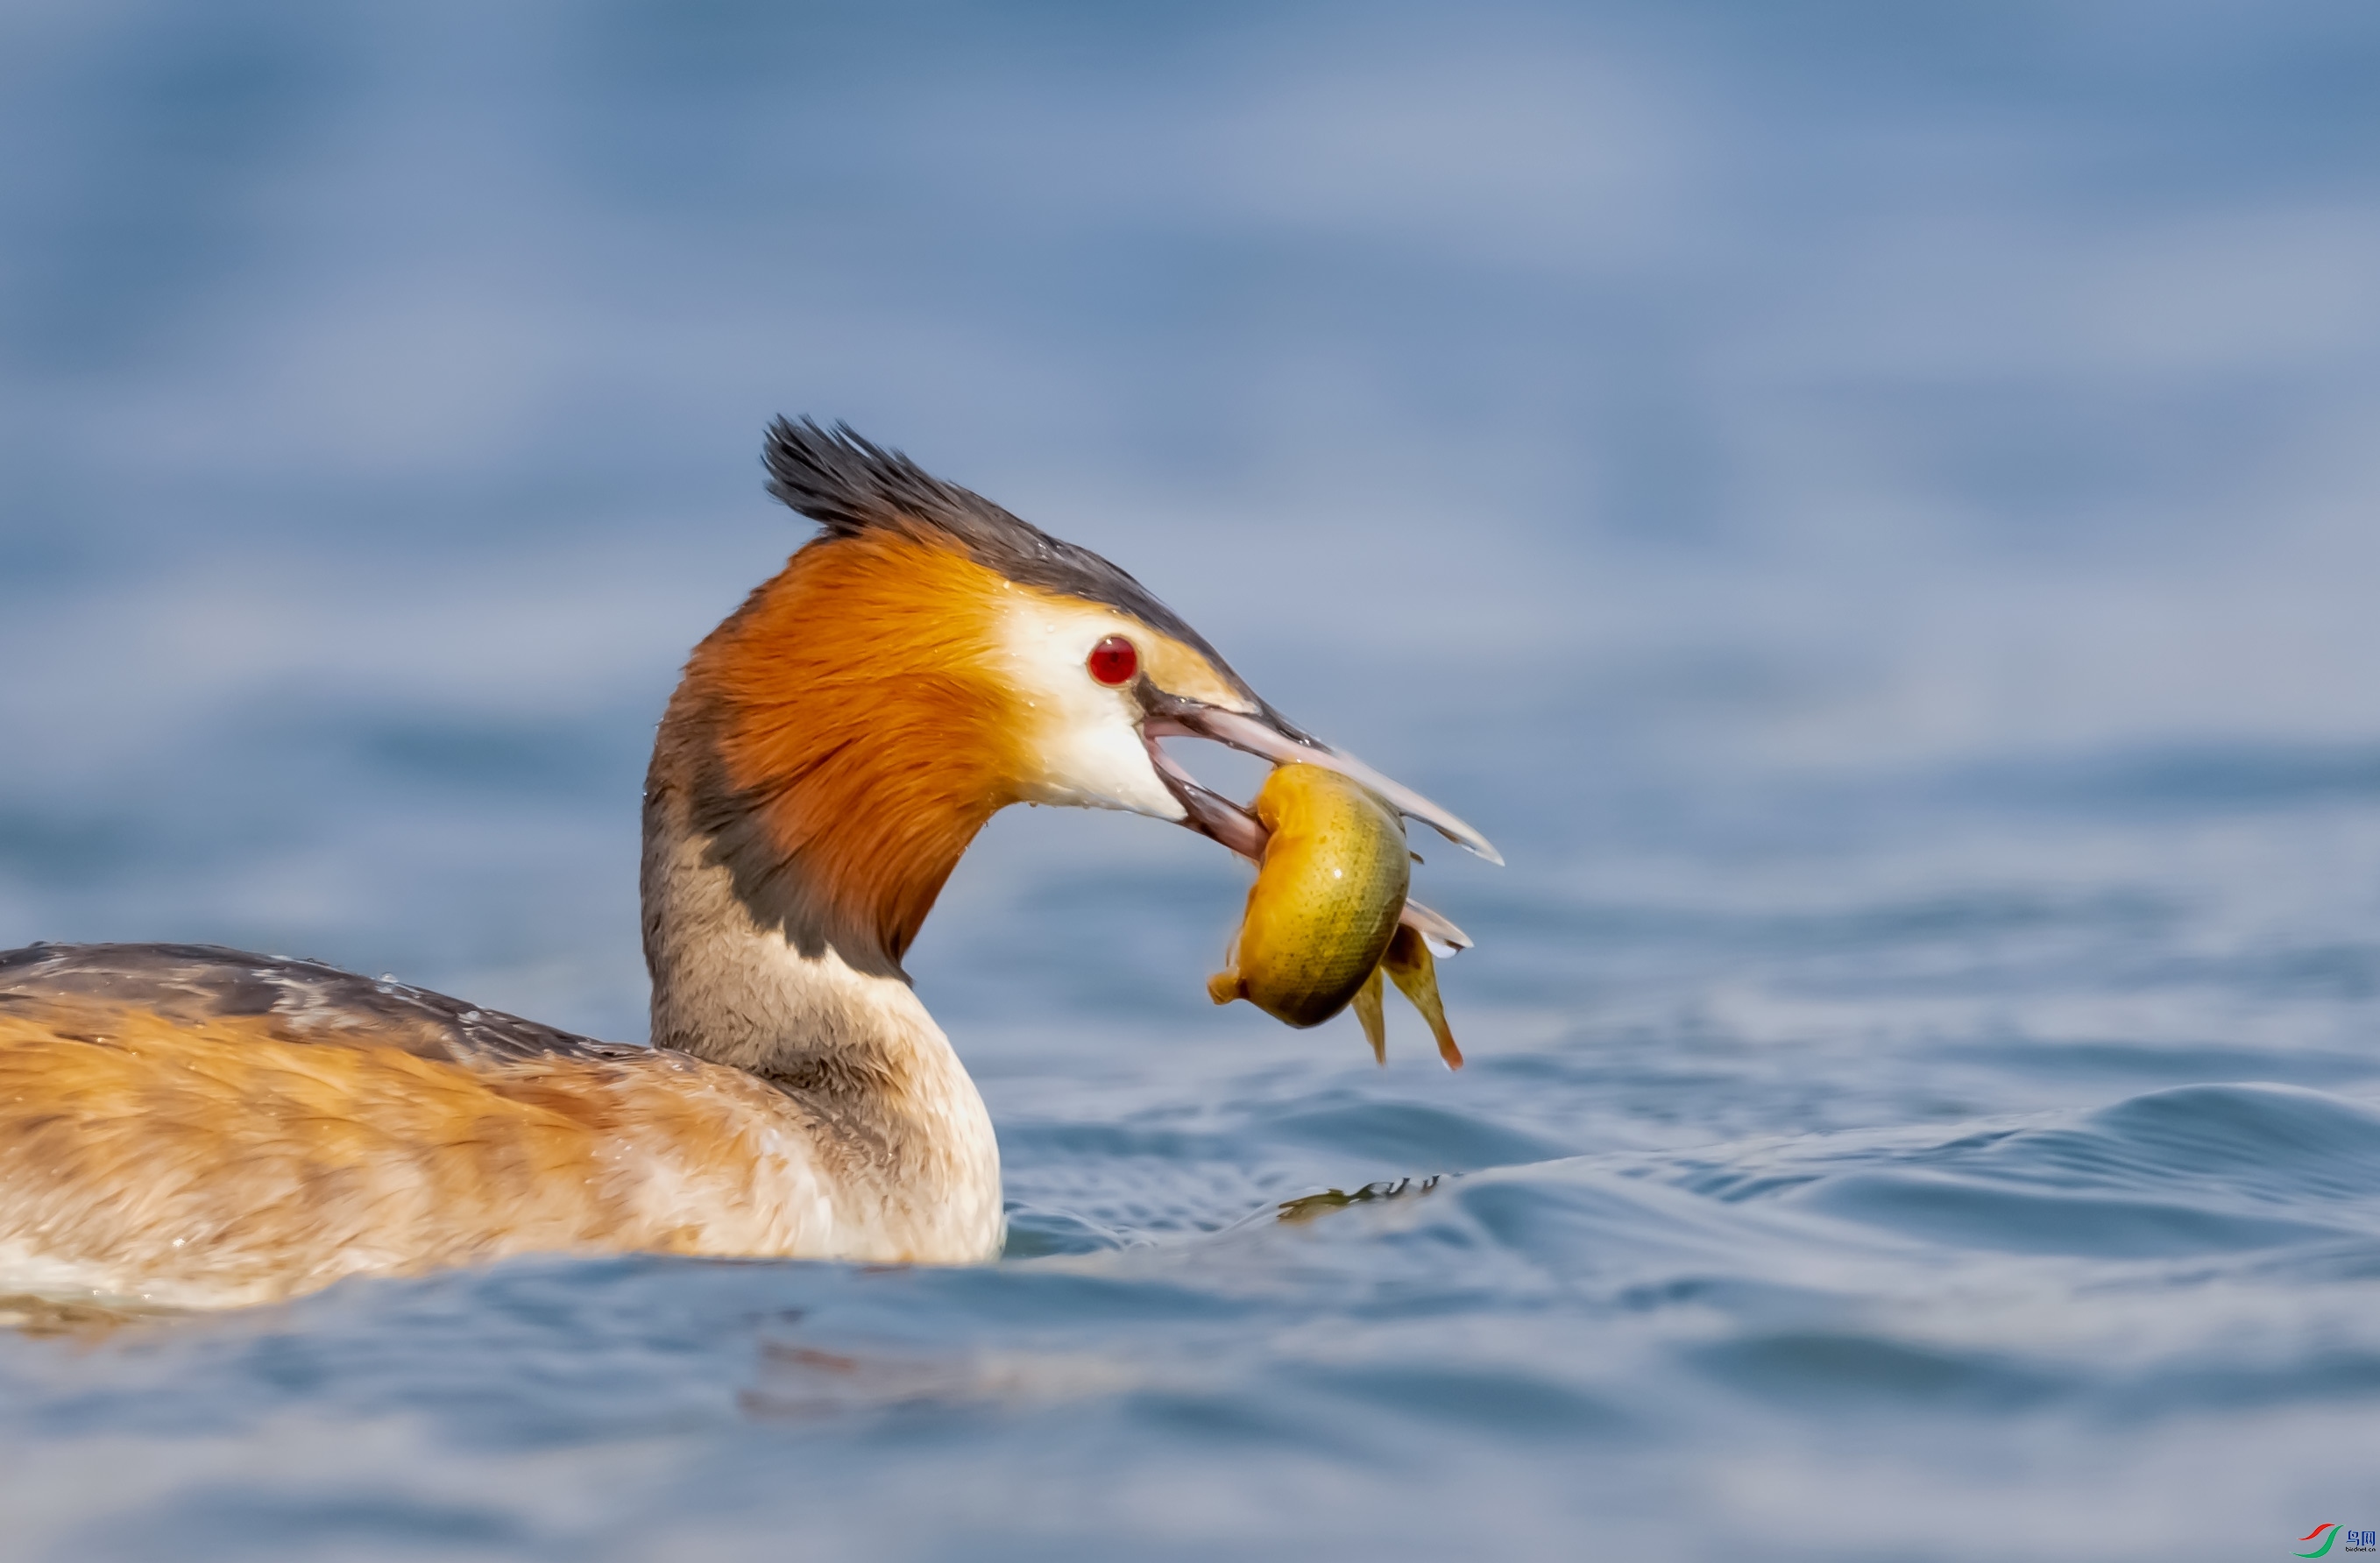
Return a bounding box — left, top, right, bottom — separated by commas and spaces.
4, 0, 2380, 1558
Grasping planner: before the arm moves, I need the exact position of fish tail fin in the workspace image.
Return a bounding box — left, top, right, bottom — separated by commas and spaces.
1382, 925, 1463, 1070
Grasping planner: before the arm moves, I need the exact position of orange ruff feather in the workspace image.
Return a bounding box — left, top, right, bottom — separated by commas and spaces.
0, 1001, 830, 1308
662, 528, 1025, 964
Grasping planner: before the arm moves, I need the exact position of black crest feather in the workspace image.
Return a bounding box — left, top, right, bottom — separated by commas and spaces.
760, 416, 1250, 700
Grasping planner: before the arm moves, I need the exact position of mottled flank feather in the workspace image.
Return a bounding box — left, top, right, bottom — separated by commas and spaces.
0, 941, 634, 1067
0, 992, 849, 1309
0, 946, 932, 1308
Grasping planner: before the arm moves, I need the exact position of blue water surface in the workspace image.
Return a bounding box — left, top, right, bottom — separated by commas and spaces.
4, 1, 2380, 1558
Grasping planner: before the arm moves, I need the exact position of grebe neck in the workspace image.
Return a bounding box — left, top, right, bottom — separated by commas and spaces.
628, 536, 1025, 1253
638, 777, 1002, 1253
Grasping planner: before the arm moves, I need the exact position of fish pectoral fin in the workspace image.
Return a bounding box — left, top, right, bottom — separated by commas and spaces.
1353, 965, 1387, 1065
1382, 924, 1463, 1071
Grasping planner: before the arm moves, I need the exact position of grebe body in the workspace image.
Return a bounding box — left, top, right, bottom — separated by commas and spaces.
0, 941, 995, 1309
0, 421, 1491, 1309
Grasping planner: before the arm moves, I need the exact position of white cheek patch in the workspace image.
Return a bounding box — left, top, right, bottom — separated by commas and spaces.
995, 593, 1186, 820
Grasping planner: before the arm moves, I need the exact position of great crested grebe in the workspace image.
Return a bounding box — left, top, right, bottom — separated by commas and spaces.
0, 421, 1495, 1311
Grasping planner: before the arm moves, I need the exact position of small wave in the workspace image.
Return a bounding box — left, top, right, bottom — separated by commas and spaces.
1230, 1084, 2380, 1301
1777, 1084, 2380, 1256
1687, 1331, 2065, 1414
1257, 1098, 1576, 1173
1789, 1169, 2353, 1257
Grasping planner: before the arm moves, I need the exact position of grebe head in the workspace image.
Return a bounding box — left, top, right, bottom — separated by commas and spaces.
647, 418, 1494, 984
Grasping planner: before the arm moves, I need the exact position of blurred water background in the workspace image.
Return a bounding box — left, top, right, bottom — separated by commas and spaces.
4, 1, 2380, 1558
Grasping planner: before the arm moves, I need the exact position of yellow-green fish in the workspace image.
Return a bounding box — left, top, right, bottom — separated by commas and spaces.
1206, 763, 1408, 1027
1206, 764, 1463, 1068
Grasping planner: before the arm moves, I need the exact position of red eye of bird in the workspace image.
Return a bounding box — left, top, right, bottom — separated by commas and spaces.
1086, 634, 1139, 687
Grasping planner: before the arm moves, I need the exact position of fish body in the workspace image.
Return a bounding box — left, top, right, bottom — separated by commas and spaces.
1206, 764, 1410, 1027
